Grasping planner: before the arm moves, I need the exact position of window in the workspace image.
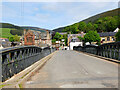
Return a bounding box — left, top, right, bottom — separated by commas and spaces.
112, 37, 115, 41
71, 39, 76, 42
27, 37, 33, 43
102, 38, 105, 41
107, 37, 110, 41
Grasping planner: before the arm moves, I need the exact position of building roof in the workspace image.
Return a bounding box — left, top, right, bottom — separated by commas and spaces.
59, 32, 67, 35
114, 28, 119, 32
68, 33, 85, 38
98, 32, 117, 37
70, 37, 80, 42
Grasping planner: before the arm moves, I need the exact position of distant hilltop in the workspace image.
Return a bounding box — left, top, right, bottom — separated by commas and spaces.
0, 23, 51, 38
53, 8, 120, 33
0, 23, 51, 32
22, 26, 51, 32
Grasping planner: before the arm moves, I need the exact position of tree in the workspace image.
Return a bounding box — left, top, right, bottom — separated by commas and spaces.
86, 22, 94, 32
63, 26, 71, 32
115, 29, 120, 41
52, 39, 56, 44
78, 36, 84, 41
63, 34, 68, 46
78, 36, 86, 46
53, 32, 62, 41
10, 29, 23, 36
68, 25, 79, 34
9, 36, 14, 42
95, 16, 118, 32
63, 24, 79, 34
84, 31, 101, 45
78, 22, 87, 32
14, 35, 20, 42
65, 37, 68, 46
106, 17, 118, 32
60, 35, 63, 40
9, 35, 20, 42
93, 24, 98, 31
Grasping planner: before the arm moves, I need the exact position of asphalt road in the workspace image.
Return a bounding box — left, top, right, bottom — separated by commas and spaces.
24, 50, 118, 88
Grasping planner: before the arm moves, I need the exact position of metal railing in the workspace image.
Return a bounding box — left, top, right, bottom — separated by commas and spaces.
73, 42, 120, 61
0, 46, 56, 82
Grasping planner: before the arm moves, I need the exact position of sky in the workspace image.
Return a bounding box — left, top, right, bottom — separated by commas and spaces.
1, 1, 119, 30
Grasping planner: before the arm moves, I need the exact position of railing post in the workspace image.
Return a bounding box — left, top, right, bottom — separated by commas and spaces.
103, 47, 105, 57
119, 48, 120, 60
106, 46, 109, 58
0, 53, 2, 82
113, 46, 116, 59
110, 45, 112, 58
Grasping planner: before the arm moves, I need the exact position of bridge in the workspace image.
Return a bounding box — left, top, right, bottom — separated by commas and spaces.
0, 42, 119, 89
23, 50, 118, 88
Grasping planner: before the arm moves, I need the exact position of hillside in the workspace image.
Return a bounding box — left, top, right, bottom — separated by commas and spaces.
53, 8, 120, 32
21, 26, 50, 33
0, 23, 51, 38
0, 28, 14, 38
0, 23, 22, 29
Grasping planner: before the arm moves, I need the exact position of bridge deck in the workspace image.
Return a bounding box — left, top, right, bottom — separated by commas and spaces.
23, 50, 118, 88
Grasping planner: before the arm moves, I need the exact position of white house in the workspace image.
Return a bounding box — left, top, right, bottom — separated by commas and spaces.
114, 28, 119, 32
68, 35, 84, 50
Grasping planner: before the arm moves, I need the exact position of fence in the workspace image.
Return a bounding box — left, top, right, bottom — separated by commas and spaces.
73, 42, 120, 61
0, 46, 56, 82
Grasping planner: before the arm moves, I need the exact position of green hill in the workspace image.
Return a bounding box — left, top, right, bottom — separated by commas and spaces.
0, 28, 14, 38
0, 23, 22, 29
0, 23, 23, 38
53, 8, 120, 33
0, 23, 51, 38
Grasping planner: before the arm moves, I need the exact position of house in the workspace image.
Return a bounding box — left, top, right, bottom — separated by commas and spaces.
114, 28, 119, 32
98, 32, 116, 44
24, 29, 52, 47
24, 30, 35, 45
33, 31, 41, 46
0, 38, 11, 48
68, 33, 85, 50
40, 30, 52, 47
67, 31, 117, 49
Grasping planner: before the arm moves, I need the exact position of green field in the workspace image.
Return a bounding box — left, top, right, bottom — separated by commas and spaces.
0, 28, 14, 38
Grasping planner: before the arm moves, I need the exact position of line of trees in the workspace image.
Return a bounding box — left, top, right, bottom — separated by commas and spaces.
63, 16, 119, 34
115, 29, 120, 42
10, 29, 23, 36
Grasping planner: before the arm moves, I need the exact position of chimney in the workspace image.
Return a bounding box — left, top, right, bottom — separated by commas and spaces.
46, 30, 49, 39
24, 29, 26, 36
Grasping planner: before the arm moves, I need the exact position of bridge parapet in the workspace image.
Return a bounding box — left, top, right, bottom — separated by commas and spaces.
73, 42, 120, 61
0, 46, 56, 82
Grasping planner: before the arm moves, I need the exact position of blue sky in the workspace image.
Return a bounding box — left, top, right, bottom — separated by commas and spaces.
1, 2, 118, 30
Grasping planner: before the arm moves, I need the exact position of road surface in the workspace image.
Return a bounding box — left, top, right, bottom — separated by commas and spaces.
23, 50, 118, 88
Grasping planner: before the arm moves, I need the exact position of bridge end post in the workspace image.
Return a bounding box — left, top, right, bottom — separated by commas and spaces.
0, 53, 2, 82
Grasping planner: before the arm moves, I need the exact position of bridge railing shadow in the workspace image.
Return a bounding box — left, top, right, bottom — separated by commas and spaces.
73, 42, 120, 61
0, 46, 56, 82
